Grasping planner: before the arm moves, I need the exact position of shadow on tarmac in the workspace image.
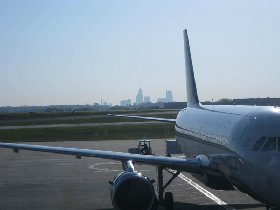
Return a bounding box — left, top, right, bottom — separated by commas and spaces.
173, 202, 266, 210
229, 203, 266, 209
94, 202, 265, 210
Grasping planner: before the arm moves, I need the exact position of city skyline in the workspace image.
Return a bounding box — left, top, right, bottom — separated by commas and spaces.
120, 88, 173, 106
1, 1, 280, 106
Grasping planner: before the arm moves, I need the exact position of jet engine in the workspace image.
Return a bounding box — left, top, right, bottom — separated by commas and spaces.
110, 162, 157, 210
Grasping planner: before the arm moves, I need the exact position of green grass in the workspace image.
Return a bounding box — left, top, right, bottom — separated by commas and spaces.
0, 112, 178, 126
0, 110, 178, 142
0, 124, 175, 142
0, 116, 145, 126
0, 109, 179, 121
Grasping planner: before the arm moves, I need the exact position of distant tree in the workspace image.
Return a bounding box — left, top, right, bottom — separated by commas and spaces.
216, 98, 233, 105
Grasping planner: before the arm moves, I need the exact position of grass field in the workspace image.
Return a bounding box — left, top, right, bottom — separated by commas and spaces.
0, 111, 178, 126
0, 124, 175, 142
0, 110, 177, 142
0, 109, 178, 121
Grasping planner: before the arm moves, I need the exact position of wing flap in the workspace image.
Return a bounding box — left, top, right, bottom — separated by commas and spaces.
0, 142, 200, 173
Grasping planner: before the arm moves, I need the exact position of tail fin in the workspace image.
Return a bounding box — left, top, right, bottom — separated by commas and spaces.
183, 29, 199, 108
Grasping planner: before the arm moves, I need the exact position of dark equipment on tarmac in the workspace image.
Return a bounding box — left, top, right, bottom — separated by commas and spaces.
128, 140, 153, 155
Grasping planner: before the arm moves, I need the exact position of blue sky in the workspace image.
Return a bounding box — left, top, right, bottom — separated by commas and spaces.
0, 0, 279, 106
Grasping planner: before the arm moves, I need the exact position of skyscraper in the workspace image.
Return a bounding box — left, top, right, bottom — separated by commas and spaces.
120, 99, 131, 106
166, 90, 173, 102
136, 88, 143, 105
144, 96, 151, 103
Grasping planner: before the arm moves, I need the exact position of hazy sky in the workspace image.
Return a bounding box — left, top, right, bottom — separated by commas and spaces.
1, 0, 279, 106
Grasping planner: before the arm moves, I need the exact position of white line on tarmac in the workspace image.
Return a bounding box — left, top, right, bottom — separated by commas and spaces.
88, 162, 150, 173
178, 173, 235, 210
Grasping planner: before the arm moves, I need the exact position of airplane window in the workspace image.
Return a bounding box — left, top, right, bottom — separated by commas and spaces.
261, 137, 276, 152
252, 136, 266, 151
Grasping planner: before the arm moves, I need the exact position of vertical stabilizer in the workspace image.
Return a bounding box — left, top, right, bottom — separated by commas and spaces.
183, 29, 199, 107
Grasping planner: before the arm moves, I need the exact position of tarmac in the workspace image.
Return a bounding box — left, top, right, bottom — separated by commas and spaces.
0, 139, 267, 210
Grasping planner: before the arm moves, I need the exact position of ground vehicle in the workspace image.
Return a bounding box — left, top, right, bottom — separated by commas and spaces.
128, 140, 153, 155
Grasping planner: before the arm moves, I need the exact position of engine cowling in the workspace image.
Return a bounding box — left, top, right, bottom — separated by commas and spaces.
110, 171, 157, 210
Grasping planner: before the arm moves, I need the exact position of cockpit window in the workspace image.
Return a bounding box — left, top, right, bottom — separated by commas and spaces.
252, 137, 266, 151
261, 137, 277, 152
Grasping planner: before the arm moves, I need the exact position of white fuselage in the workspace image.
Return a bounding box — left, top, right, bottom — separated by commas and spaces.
175, 105, 280, 207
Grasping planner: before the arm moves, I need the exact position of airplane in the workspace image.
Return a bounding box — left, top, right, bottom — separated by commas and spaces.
1, 29, 280, 210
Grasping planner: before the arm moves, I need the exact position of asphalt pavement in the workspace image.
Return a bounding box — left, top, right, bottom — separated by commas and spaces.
0, 139, 266, 210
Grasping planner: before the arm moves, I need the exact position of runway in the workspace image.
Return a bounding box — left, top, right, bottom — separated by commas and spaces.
0, 139, 266, 210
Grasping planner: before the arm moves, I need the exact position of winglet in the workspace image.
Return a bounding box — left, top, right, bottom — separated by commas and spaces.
183, 29, 199, 107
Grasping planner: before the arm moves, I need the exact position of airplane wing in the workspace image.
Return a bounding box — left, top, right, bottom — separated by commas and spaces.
0, 142, 201, 174
107, 114, 176, 123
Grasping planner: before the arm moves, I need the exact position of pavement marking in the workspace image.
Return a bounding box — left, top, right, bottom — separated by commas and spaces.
89, 162, 150, 173
178, 173, 235, 210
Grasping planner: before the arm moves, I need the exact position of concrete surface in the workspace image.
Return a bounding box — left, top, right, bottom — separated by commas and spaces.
0, 139, 266, 210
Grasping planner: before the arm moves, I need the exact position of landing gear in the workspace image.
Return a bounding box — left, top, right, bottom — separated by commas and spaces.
164, 192, 174, 210
157, 166, 180, 210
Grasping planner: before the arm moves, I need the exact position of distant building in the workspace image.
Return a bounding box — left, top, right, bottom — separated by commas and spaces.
136, 88, 143, 105
157, 98, 166, 103
156, 89, 173, 103
144, 96, 151, 103
166, 90, 173, 102
164, 102, 187, 109
120, 99, 131, 107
